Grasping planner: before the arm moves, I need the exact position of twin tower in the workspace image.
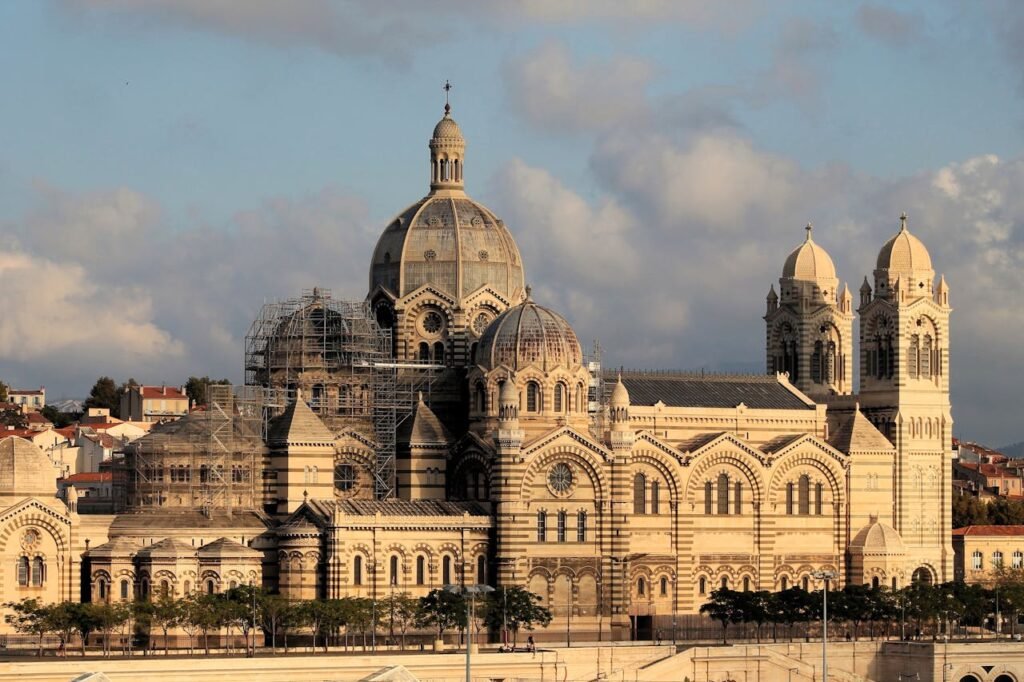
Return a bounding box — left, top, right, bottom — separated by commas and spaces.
765, 216, 954, 579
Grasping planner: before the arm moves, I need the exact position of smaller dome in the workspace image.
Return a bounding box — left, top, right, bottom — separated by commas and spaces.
499, 379, 518, 406
610, 378, 630, 408
0, 436, 56, 499
782, 225, 837, 281
476, 293, 583, 372
432, 112, 463, 141
877, 214, 932, 273
850, 519, 906, 554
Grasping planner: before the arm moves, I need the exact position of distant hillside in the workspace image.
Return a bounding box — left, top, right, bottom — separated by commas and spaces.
1001, 441, 1024, 458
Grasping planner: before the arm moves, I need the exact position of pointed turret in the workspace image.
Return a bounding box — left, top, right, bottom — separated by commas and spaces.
766, 284, 778, 314
860, 276, 872, 308
268, 392, 335, 514
397, 393, 451, 500
840, 283, 852, 314
935, 274, 950, 307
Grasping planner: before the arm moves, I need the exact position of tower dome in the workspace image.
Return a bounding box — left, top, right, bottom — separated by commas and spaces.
782, 224, 837, 282
0, 437, 58, 501
475, 291, 583, 372
369, 98, 525, 304
876, 213, 933, 274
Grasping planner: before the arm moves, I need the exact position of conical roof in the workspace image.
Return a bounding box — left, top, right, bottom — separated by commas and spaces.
0, 436, 57, 499
828, 409, 893, 452
268, 397, 335, 447
399, 395, 451, 445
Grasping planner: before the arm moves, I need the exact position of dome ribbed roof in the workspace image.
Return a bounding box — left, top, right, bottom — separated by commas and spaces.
610, 379, 630, 408
782, 227, 837, 281
0, 436, 56, 499
432, 113, 463, 140
476, 296, 582, 372
877, 222, 933, 274
850, 519, 906, 554
370, 194, 525, 301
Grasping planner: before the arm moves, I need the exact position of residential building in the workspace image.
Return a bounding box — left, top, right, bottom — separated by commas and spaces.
120, 385, 189, 423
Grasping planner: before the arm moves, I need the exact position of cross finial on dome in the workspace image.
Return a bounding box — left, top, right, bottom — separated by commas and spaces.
900, 211, 908, 231
525, 284, 533, 301
805, 222, 813, 241
443, 80, 452, 116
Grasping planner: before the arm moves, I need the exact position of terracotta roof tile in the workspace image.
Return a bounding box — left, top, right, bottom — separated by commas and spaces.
953, 525, 1024, 537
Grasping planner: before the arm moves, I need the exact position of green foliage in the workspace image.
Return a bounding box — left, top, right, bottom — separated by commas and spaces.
953, 493, 1024, 527
185, 376, 231, 407
484, 586, 553, 647
0, 380, 8, 403
0, 405, 27, 429
416, 588, 467, 639
84, 376, 120, 416
40, 404, 75, 428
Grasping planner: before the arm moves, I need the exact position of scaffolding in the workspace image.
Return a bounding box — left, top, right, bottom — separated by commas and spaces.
124, 384, 274, 517
244, 288, 439, 499
586, 339, 605, 436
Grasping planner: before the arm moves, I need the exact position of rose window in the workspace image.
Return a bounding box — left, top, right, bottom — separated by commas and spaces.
422, 311, 443, 335
472, 312, 492, 334
548, 463, 573, 494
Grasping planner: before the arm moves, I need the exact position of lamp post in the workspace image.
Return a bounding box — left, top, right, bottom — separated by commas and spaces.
446, 583, 495, 682
811, 570, 837, 682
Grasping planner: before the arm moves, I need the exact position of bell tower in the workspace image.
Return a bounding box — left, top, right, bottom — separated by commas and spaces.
765, 224, 853, 398
857, 213, 953, 584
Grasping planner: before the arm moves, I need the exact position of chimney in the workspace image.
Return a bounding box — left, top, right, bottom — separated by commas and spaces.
162, 384, 167, 396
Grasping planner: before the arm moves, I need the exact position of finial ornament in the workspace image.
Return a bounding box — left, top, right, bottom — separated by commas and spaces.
443, 80, 452, 115
900, 212, 908, 232
805, 222, 813, 241
524, 284, 533, 301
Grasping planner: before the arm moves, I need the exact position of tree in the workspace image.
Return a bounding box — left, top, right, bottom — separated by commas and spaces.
4, 598, 52, 656
416, 589, 466, 644
185, 376, 231, 408
0, 380, 8, 403
71, 602, 104, 656
40, 404, 75, 428
84, 376, 120, 416
259, 593, 291, 652
381, 592, 419, 649
771, 587, 816, 639
0, 405, 27, 429
150, 593, 181, 655
224, 585, 262, 655
484, 586, 553, 648
700, 589, 745, 643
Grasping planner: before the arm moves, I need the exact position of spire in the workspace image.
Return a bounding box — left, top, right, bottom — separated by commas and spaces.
899, 211, 908, 232
443, 79, 452, 115
805, 222, 813, 241
430, 80, 465, 192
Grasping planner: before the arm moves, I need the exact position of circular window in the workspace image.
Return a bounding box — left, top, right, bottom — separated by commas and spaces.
421, 311, 444, 336
22, 529, 40, 549
548, 463, 573, 494
472, 311, 492, 335
334, 464, 356, 493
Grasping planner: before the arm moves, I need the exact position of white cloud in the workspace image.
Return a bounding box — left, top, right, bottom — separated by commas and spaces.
504, 42, 653, 133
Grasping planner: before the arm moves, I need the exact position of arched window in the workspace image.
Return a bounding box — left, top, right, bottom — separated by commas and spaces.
660, 577, 668, 596
637, 577, 645, 596
477, 555, 486, 584
921, 335, 932, 378
742, 576, 751, 592
526, 382, 540, 412
734, 480, 742, 515
442, 556, 452, 585
160, 580, 170, 597
418, 342, 430, 362
206, 580, 215, 595
121, 579, 129, 600
98, 579, 107, 601
892, 577, 898, 590
721, 576, 728, 590
475, 383, 486, 413
16, 556, 28, 586
633, 473, 646, 514
390, 555, 400, 585
650, 480, 660, 515
577, 510, 587, 542
31, 557, 44, 587
704, 481, 713, 515
699, 577, 707, 595
802, 576, 810, 591
416, 556, 426, 585
229, 581, 237, 590
798, 475, 810, 515
553, 384, 564, 413
811, 340, 823, 384
537, 510, 547, 542
908, 335, 919, 379
183, 580, 191, 595
780, 576, 788, 591
335, 464, 356, 492
815, 482, 824, 515
557, 511, 567, 543
871, 576, 880, 589
354, 555, 363, 585
717, 473, 729, 515
433, 341, 445, 365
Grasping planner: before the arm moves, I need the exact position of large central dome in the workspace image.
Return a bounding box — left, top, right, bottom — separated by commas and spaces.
369, 105, 525, 303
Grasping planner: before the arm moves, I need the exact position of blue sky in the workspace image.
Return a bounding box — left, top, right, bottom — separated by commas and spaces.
1, 1, 1023, 446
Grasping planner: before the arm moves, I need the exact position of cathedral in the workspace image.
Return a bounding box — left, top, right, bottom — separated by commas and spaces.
0, 101, 953, 641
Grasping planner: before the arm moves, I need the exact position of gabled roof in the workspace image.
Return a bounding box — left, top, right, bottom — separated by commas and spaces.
310, 498, 489, 518
136, 537, 198, 559
828, 409, 893, 453
87, 536, 141, 558
198, 537, 262, 558
614, 372, 815, 410
953, 525, 1024, 537
267, 398, 335, 447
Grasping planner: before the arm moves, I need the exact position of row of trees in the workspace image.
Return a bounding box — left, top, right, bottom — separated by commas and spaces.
5, 586, 551, 657
954, 494, 1024, 527
700, 572, 1024, 643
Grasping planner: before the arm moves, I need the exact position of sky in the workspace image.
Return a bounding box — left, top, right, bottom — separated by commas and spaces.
1, 1, 1022, 446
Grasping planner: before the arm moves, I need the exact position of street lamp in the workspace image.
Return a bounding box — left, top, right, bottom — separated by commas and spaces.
446, 583, 495, 682
811, 570, 837, 682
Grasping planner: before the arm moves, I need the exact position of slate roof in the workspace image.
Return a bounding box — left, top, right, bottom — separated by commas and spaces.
110, 510, 269, 531
613, 372, 814, 410
267, 398, 335, 447
311, 498, 489, 517
676, 432, 727, 452
828, 410, 893, 452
